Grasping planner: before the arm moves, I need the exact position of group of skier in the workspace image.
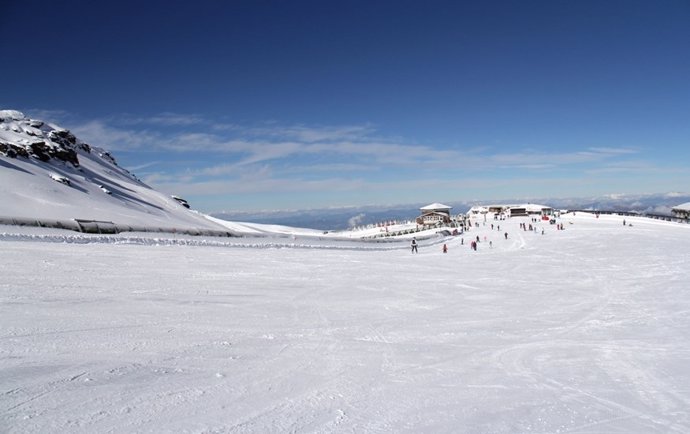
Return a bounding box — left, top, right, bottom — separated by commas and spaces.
409, 215, 561, 253
410, 233, 504, 253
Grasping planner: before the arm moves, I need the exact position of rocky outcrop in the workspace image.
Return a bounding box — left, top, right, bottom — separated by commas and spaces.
49, 129, 78, 146
0, 141, 30, 158
29, 141, 52, 161
98, 151, 117, 165
1, 111, 81, 166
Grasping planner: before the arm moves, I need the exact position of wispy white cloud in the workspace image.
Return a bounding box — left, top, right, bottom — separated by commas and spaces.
33, 110, 661, 207
24, 109, 72, 125
583, 160, 661, 175
151, 175, 368, 197
62, 112, 643, 173
484, 147, 641, 170
142, 112, 207, 127
284, 163, 376, 173
261, 124, 376, 143
71, 120, 161, 151
586, 146, 639, 155
127, 161, 162, 171
99, 112, 209, 127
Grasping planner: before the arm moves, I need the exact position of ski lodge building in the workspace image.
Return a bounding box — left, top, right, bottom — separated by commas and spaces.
467, 203, 554, 218
416, 203, 453, 225
672, 202, 690, 220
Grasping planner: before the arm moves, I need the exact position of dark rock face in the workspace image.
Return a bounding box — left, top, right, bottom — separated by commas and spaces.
49, 129, 78, 145
28, 141, 80, 166
0, 142, 29, 158
99, 151, 117, 165
46, 130, 81, 164
29, 142, 52, 161
172, 196, 191, 208
0, 125, 82, 166
53, 146, 80, 166
1, 114, 89, 167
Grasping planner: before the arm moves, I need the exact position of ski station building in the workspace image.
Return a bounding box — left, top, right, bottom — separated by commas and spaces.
672, 202, 690, 220
416, 203, 453, 225
467, 203, 554, 218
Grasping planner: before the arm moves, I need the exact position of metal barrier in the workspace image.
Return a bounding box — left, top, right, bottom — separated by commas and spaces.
0, 216, 236, 237
568, 210, 688, 224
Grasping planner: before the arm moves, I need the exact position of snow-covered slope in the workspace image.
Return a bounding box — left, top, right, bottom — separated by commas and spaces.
0, 110, 227, 232
2, 213, 690, 432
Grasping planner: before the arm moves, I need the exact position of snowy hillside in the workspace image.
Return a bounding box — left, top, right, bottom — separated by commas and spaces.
2, 212, 690, 433
0, 110, 227, 233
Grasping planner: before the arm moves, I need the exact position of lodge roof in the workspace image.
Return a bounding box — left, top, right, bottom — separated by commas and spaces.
420, 203, 452, 211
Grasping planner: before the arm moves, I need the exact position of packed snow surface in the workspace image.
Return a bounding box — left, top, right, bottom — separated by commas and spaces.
2, 213, 690, 433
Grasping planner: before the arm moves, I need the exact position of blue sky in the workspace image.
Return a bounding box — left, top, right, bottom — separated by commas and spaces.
2, 0, 689, 212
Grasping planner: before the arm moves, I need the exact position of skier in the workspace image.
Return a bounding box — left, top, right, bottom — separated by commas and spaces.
411, 237, 418, 253
504, 232, 508, 240
442, 244, 448, 253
